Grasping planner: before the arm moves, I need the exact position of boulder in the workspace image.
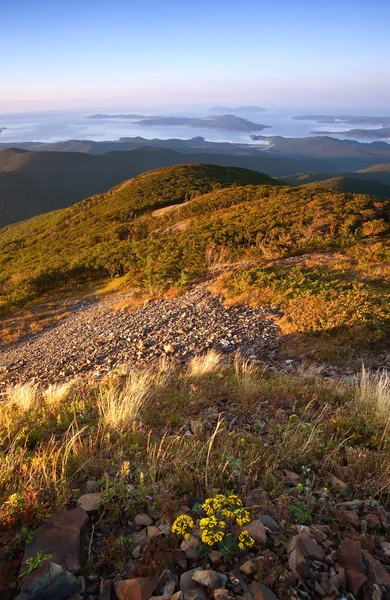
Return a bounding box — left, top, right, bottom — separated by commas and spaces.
22, 508, 89, 574
337, 539, 367, 597
362, 550, 390, 588
115, 577, 159, 600
15, 561, 80, 600
156, 569, 177, 596
251, 581, 279, 600
77, 492, 102, 512
135, 514, 153, 527
243, 520, 267, 549
192, 570, 227, 590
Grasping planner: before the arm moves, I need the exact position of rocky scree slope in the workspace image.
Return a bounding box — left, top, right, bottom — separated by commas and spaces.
0, 282, 279, 384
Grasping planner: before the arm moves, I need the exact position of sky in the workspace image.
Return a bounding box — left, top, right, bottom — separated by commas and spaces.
1, 0, 390, 112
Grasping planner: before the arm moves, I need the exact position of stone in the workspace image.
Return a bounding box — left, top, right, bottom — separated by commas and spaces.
319, 577, 338, 596
147, 526, 161, 538
381, 541, 390, 560
180, 535, 200, 552
164, 344, 175, 354
330, 474, 347, 489
362, 550, 390, 588
297, 536, 324, 561
100, 579, 113, 600
337, 539, 367, 598
283, 470, 300, 486
83, 480, 99, 494
180, 569, 203, 593
240, 559, 256, 575
156, 569, 177, 596
259, 515, 279, 533
115, 577, 159, 600
185, 547, 200, 561
214, 590, 232, 600
15, 561, 80, 600
243, 520, 267, 549
77, 492, 102, 512
251, 581, 279, 600
135, 514, 153, 527
365, 513, 381, 530
22, 507, 89, 574
286, 534, 324, 578
173, 549, 187, 570
192, 570, 227, 590
183, 592, 207, 600
209, 551, 222, 565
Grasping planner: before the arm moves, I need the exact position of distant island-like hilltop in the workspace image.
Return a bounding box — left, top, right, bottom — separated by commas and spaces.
314, 126, 390, 140
208, 105, 266, 113
86, 113, 270, 131
294, 114, 390, 126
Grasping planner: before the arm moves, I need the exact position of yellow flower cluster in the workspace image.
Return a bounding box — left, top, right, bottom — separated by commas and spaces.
199, 515, 226, 545
171, 514, 195, 540
238, 530, 255, 550
203, 494, 250, 526
235, 509, 251, 527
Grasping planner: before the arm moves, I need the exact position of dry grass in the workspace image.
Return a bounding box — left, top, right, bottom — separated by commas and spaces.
187, 350, 223, 378
98, 365, 170, 431
357, 366, 390, 427
2, 359, 390, 533
6, 382, 39, 412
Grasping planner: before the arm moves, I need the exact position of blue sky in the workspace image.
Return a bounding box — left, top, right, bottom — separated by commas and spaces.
1, 0, 389, 111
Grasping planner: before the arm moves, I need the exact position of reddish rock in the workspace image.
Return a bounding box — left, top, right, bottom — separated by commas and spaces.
22, 507, 89, 574
243, 520, 267, 549
286, 536, 312, 578
330, 474, 347, 489
365, 513, 381, 530
115, 579, 142, 600
115, 577, 159, 600
283, 470, 300, 486
251, 581, 279, 600
332, 507, 360, 528
362, 550, 390, 588
337, 539, 367, 597
147, 526, 161, 538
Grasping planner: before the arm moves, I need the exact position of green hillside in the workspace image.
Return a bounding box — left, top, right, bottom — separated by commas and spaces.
0, 164, 280, 307
2, 161, 390, 359
304, 176, 390, 198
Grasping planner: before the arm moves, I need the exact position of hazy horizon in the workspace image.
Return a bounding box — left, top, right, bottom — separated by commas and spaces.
2, 0, 389, 113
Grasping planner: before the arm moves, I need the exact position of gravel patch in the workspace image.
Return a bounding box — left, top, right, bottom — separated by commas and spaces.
0, 282, 280, 384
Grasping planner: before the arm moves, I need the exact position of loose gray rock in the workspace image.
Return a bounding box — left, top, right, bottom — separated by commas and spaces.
16, 561, 80, 600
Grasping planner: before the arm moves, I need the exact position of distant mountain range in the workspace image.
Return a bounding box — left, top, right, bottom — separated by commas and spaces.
86, 113, 269, 131
208, 106, 266, 113
294, 115, 390, 126
1, 141, 390, 229
314, 127, 390, 140
86, 113, 148, 119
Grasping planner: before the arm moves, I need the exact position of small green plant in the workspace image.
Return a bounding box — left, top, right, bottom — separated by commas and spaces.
20, 551, 51, 577
289, 499, 312, 524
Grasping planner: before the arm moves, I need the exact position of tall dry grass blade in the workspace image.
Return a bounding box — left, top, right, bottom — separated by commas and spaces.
187, 350, 223, 378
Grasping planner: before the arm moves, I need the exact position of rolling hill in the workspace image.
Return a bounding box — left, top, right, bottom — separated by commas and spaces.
1, 162, 390, 329
303, 176, 390, 198
6, 145, 388, 228
0, 148, 151, 227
